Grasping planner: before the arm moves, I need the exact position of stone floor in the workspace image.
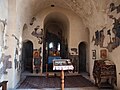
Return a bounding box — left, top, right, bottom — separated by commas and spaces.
8, 87, 113, 90
7, 71, 114, 90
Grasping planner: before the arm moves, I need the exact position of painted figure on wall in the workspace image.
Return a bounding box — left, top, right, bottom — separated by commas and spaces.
107, 17, 120, 52
31, 26, 43, 44
33, 50, 41, 73
1, 54, 12, 74
112, 17, 120, 38
99, 29, 105, 47
14, 48, 18, 69
109, 3, 120, 13
30, 17, 36, 25
94, 30, 100, 46
109, 3, 116, 12
0, 19, 7, 48
100, 49, 107, 59
31, 26, 43, 38
92, 7, 120, 52
93, 27, 105, 47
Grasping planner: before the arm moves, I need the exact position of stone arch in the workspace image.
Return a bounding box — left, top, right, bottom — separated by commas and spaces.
44, 12, 70, 37
42, 12, 70, 72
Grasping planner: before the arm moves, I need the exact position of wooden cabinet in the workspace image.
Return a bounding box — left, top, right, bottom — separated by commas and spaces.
93, 59, 117, 88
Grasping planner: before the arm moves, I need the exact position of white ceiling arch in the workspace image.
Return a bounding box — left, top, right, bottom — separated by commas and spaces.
17, 0, 95, 18
43, 11, 70, 37
17, 0, 120, 27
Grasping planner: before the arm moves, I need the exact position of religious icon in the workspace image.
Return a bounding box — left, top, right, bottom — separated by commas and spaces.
92, 50, 96, 59
100, 49, 107, 59
33, 50, 40, 58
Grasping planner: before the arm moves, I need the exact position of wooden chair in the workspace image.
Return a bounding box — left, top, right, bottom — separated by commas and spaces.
0, 81, 8, 90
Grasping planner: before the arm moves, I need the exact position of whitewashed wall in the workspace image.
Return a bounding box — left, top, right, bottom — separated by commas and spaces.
22, 7, 89, 74
0, 0, 8, 84
1, 0, 120, 89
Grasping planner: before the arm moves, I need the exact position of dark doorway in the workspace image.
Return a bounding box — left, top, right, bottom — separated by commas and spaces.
43, 25, 63, 72
79, 42, 87, 73
46, 32, 61, 72
22, 41, 33, 72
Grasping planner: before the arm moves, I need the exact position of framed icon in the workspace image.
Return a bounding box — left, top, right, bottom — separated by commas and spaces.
92, 50, 96, 59
100, 49, 107, 59
33, 50, 40, 58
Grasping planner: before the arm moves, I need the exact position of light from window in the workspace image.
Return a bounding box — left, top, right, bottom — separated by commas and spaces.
58, 43, 60, 51
49, 42, 53, 49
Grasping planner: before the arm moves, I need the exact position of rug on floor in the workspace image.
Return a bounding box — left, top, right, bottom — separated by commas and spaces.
17, 75, 94, 89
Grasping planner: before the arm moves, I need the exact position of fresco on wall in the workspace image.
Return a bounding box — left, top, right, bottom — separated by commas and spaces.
71, 48, 78, 54
92, 27, 105, 48
3, 54, 12, 74
31, 26, 43, 38
92, 3, 120, 52
107, 16, 120, 52
14, 48, 18, 69
0, 19, 7, 30
31, 26, 43, 44
0, 18, 11, 78
0, 54, 12, 75
0, 19, 7, 48
33, 49, 42, 73
15, 43, 22, 72
33, 48, 42, 59
11, 34, 22, 72
30, 17, 36, 25
109, 4, 120, 50
12, 34, 20, 46
109, 3, 120, 13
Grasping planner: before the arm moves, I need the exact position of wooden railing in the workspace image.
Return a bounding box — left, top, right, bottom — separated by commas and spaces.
0, 81, 8, 90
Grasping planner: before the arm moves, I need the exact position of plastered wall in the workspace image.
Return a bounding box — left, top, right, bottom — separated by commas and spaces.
22, 6, 89, 71
0, 0, 8, 83
88, 1, 120, 89
1, 0, 120, 89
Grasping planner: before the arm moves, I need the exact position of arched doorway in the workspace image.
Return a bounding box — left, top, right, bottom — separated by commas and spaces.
43, 12, 69, 72
22, 40, 33, 73
79, 42, 87, 73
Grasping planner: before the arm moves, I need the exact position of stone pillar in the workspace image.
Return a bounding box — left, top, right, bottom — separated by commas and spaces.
4, 0, 17, 88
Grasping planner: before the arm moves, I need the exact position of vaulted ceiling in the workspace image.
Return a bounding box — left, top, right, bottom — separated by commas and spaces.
18, 0, 94, 16
17, 0, 120, 25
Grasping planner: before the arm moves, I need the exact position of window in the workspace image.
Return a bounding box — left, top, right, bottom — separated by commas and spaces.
49, 42, 53, 49
58, 43, 60, 51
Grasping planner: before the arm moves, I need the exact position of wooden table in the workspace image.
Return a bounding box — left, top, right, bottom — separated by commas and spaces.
53, 59, 74, 90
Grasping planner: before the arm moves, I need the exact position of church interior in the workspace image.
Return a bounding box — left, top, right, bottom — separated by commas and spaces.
0, 0, 120, 90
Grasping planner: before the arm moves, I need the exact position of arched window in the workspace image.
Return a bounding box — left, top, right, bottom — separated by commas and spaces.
58, 43, 60, 51
49, 42, 54, 49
